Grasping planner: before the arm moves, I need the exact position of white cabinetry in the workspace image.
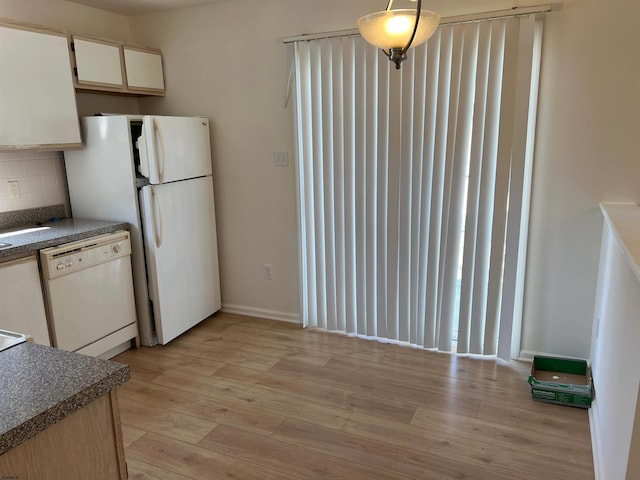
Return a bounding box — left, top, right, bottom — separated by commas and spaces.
123, 46, 165, 93
72, 36, 124, 89
0, 22, 81, 150
71, 37, 165, 96
0, 255, 50, 346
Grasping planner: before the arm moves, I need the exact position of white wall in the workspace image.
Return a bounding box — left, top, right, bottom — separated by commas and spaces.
0, 0, 132, 38
0, 152, 68, 213
521, 0, 640, 359
589, 206, 640, 479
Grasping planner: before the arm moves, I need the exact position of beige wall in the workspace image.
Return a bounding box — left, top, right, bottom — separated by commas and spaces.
0, 0, 131, 40
128, 0, 544, 330
521, 0, 640, 359
132, 0, 640, 357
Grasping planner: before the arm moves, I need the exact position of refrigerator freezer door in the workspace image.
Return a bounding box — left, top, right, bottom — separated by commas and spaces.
139, 115, 213, 184
139, 176, 221, 344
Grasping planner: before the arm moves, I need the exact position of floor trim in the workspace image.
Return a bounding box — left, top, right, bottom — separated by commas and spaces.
221, 304, 300, 324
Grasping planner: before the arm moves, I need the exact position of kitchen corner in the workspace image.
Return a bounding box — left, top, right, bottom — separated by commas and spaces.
0, 205, 134, 478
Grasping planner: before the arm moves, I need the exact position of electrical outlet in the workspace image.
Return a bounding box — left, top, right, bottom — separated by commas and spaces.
263, 264, 273, 280
273, 151, 289, 167
8, 181, 20, 200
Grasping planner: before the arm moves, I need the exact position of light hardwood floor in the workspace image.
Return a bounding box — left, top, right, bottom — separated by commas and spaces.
113, 313, 594, 479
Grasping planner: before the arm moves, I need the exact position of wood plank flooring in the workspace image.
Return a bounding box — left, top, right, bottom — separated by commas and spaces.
114, 313, 594, 479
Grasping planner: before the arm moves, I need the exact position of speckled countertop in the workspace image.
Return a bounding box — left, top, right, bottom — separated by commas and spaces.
0, 218, 129, 259
0, 342, 130, 455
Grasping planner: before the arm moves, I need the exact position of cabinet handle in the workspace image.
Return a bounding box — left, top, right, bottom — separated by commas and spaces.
150, 187, 163, 248
152, 118, 166, 184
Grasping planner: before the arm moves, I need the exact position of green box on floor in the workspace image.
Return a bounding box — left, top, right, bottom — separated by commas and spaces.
527, 355, 593, 408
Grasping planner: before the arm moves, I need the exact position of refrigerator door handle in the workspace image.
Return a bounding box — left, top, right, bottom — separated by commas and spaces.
152, 117, 166, 184
150, 187, 163, 248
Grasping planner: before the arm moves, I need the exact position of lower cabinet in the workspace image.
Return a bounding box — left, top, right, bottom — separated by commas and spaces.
0, 390, 127, 480
0, 255, 50, 345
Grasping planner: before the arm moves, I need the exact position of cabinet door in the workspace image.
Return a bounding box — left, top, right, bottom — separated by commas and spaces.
73, 36, 124, 90
0, 22, 81, 149
0, 256, 50, 345
123, 46, 165, 94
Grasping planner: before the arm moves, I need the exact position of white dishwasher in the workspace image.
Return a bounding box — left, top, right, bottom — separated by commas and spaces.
40, 231, 139, 358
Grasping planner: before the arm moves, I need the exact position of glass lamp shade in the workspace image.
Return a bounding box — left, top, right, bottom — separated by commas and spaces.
357, 9, 440, 50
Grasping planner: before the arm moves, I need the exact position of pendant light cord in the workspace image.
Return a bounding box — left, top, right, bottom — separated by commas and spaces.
405, 0, 422, 51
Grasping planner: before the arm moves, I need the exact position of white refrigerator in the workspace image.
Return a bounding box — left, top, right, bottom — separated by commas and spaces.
64, 115, 221, 346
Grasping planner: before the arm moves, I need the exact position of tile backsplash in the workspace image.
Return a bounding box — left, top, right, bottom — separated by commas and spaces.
0, 151, 69, 214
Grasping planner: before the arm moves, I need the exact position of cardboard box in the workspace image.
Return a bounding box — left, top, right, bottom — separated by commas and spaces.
528, 356, 593, 408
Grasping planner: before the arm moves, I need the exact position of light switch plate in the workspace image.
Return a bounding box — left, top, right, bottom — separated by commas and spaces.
8, 180, 20, 200
273, 151, 289, 167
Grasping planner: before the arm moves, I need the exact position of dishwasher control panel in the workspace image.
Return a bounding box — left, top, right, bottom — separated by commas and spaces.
40, 231, 132, 280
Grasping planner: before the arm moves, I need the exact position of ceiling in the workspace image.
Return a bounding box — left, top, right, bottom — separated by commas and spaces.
65, 0, 225, 16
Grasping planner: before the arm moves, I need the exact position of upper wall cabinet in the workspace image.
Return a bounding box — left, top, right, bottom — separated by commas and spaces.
0, 22, 81, 150
71, 36, 165, 97
123, 47, 165, 94
72, 36, 124, 90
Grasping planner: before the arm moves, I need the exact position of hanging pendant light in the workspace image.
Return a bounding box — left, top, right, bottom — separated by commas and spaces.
357, 0, 440, 69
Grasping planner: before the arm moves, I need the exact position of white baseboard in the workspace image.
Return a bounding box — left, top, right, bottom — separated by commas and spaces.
518, 349, 589, 362
589, 404, 603, 480
221, 304, 300, 324
518, 350, 543, 362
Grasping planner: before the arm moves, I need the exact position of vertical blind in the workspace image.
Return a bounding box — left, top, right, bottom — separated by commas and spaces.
293, 13, 543, 359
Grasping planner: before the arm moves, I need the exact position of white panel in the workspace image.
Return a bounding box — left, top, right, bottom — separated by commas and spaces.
0, 25, 80, 148
375, 42, 390, 341
431, 25, 455, 349
409, 43, 427, 345
45, 257, 135, 352
140, 115, 212, 184
510, 18, 545, 360
469, 20, 505, 354
74, 37, 123, 87
124, 47, 165, 91
354, 37, 367, 336
343, 37, 357, 334
484, 17, 518, 355
0, 256, 50, 346
590, 205, 640, 480
364, 40, 379, 338
591, 223, 640, 480
140, 177, 221, 345
294, 41, 316, 329
458, 21, 491, 354
320, 39, 337, 332
498, 14, 536, 360
397, 47, 415, 343
311, 40, 327, 331
419, 32, 440, 347
439, 23, 479, 351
